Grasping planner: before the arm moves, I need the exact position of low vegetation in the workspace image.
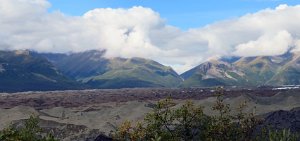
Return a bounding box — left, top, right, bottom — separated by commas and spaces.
0, 115, 58, 141
112, 88, 300, 141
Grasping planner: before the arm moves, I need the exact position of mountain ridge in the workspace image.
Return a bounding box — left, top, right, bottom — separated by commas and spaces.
39, 50, 183, 89
2, 49, 300, 92
182, 51, 300, 87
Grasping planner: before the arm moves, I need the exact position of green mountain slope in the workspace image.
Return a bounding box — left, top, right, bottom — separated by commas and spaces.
44, 50, 183, 88
0, 50, 80, 92
233, 56, 279, 85
267, 52, 300, 85
47, 50, 109, 80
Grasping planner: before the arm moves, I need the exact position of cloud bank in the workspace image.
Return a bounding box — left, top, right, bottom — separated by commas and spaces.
1, 0, 300, 73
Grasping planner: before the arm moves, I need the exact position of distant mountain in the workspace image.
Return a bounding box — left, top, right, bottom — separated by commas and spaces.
42, 50, 108, 80
181, 52, 300, 87
234, 56, 279, 85
267, 52, 300, 85
0, 50, 81, 92
181, 59, 247, 87
42, 50, 183, 88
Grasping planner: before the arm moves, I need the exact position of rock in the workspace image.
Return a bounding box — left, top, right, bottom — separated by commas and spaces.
94, 134, 112, 141
262, 108, 300, 132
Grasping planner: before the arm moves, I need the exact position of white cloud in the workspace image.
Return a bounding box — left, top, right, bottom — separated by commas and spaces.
1, 1, 300, 73
291, 40, 300, 52
0, 0, 49, 21
276, 4, 288, 10
233, 30, 293, 56
190, 4, 300, 58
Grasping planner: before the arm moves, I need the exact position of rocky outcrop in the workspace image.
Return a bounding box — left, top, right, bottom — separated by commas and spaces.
261, 108, 300, 132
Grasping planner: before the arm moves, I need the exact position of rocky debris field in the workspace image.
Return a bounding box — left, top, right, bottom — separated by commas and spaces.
0, 87, 285, 109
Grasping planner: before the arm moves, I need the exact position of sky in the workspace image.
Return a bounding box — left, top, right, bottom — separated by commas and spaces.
1, 0, 300, 73
47, 0, 299, 29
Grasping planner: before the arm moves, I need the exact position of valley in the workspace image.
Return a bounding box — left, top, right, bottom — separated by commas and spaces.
1, 87, 300, 140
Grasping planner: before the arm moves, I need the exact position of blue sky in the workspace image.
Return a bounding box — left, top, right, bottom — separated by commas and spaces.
48, 0, 299, 29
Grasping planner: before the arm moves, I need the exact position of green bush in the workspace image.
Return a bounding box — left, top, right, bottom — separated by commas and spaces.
256, 129, 299, 141
0, 115, 58, 141
268, 129, 299, 141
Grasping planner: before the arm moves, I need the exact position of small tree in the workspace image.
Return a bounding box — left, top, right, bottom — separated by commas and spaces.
113, 98, 211, 141
207, 88, 261, 141
0, 115, 58, 141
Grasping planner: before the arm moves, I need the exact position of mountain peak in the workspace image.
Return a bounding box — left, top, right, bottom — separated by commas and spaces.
14, 50, 30, 56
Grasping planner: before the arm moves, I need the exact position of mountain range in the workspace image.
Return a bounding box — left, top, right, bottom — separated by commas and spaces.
1, 50, 300, 92
182, 52, 300, 87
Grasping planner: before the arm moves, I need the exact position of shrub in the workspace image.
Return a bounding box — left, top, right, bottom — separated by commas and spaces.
256, 129, 299, 141
0, 115, 58, 141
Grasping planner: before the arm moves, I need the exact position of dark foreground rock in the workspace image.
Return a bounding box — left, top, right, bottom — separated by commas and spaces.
261, 107, 300, 132
94, 134, 113, 141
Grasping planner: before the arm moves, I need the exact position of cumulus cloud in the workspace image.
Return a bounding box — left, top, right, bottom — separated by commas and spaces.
0, 0, 49, 21
1, 1, 300, 73
233, 30, 293, 56
291, 40, 300, 52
